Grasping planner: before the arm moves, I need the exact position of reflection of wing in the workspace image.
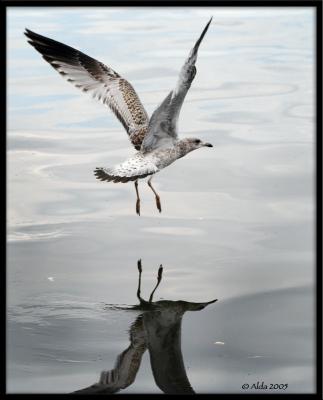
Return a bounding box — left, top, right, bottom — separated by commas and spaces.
94, 153, 158, 183
24, 29, 149, 150
144, 311, 195, 394
72, 316, 147, 394
141, 18, 212, 152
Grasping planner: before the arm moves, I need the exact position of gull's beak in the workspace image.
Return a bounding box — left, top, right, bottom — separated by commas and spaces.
186, 299, 218, 311
203, 142, 213, 147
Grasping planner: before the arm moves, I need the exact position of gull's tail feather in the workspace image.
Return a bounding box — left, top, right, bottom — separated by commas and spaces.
94, 154, 158, 184
94, 168, 151, 183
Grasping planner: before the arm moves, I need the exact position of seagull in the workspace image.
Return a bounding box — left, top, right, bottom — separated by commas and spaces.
72, 260, 217, 394
24, 18, 213, 216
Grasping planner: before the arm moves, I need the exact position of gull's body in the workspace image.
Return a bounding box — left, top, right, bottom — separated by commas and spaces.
73, 260, 217, 394
25, 19, 213, 215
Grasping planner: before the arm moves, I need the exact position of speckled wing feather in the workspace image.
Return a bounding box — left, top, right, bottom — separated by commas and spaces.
141, 18, 212, 152
94, 154, 158, 183
24, 29, 149, 150
72, 316, 147, 394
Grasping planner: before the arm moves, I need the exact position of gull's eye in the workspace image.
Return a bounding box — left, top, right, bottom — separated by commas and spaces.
194, 139, 201, 144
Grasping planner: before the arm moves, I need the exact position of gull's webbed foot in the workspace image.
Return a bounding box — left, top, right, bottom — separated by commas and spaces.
136, 199, 141, 216
134, 180, 141, 216
155, 196, 162, 213
147, 177, 161, 214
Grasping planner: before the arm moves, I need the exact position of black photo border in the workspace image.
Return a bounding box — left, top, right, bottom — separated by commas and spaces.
2, 0, 322, 397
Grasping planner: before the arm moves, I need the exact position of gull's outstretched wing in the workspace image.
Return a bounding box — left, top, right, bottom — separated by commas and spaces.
94, 154, 158, 183
141, 18, 212, 152
24, 29, 149, 150
144, 312, 195, 394
72, 316, 147, 394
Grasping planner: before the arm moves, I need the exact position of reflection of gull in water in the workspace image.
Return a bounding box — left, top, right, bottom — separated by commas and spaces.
24, 18, 213, 216
73, 260, 217, 394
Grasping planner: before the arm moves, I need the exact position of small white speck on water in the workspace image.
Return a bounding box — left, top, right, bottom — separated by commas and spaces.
247, 355, 264, 359
214, 341, 225, 345
47, 277, 54, 282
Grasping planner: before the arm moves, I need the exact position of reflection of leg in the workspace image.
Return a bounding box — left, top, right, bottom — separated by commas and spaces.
147, 177, 161, 213
149, 265, 163, 303
134, 180, 140, 216
137, 259, 143, 302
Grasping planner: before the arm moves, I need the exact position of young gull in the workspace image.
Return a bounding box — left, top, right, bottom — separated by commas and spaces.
25, 18, 213, 215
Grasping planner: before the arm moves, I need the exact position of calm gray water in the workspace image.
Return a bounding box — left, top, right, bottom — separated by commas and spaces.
7, 7, 315, 394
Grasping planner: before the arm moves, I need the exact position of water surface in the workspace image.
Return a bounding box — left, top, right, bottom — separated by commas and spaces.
7, 6, 315, 393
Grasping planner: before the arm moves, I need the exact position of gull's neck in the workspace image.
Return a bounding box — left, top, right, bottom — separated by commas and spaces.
175, 139, 194, 157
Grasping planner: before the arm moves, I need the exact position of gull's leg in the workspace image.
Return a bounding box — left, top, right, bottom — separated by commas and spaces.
137, 259, 144, 303
134, 180, 140, 216
149, 265, 163, 303
147, 176, 161, 213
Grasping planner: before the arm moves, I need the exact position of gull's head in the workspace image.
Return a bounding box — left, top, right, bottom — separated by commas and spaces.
179, 137, 213, 154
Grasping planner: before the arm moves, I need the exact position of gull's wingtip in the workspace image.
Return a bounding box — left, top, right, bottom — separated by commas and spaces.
24, 28, 37, 42
24, 28, 47, 43
24, 28, 35, 46
24, 28, 33, 36
193, 16, 212, 52
203, 16, 213, 31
